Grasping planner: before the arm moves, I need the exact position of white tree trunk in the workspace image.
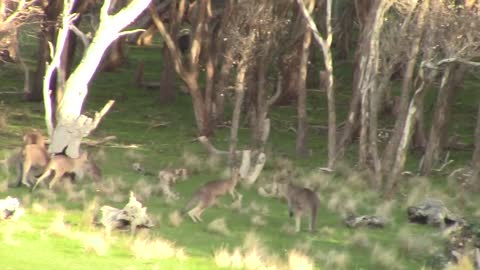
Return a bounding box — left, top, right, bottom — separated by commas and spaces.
46, 0, 151, 157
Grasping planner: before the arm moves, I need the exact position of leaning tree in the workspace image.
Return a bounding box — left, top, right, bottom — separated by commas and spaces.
43, 0, 151, 157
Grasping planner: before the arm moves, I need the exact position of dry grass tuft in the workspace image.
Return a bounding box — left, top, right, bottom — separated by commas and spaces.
288, 249, 315, 270
64, 182, 86, 203
48, 212, 72, 237
371, 244, 400, 270
82, 232, 109, 256
350, 231, 371, 248
169, 210, 183, 227
324, 250, 349, 270
124, 149, 144, 162
375, 200, 395, 222
182, 151, 203, 172
304, 171, 332, 191
36, 188, 57, 201
206, 154, 222, 172
131, 236, 185, 260
214, 247, 232, 268
81, 198, 99, 228
231, 248, 244, 268
207, 217, 231, 236
0, 179, 8, 193
281, 223, 296, 235
31, 202, 46, 214
230, 194, 243, 211
133, 178, 154, 201
406, 178, 431, 207
396, 227, 435, 257
250, 215, 267, 226
445, 255, 475, 270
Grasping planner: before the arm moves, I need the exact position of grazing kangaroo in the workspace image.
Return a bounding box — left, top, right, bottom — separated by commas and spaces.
32, 152, 90, 191
183, 169, 241, 222
280, 181, 319, 233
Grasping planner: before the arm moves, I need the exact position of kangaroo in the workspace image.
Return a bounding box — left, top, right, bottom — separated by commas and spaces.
16, 144, 50, 188
22, 129, 46, 148
182, 169, 241, 222
279, 181, 319, 233
14, 130, 49, 188
32, 152, 90, 191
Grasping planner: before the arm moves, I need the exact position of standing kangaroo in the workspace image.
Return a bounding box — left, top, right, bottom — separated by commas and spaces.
280, 181, 319, 233
183, 169, 241, 222
14, 130, 49, 188
32, 152, 90, 191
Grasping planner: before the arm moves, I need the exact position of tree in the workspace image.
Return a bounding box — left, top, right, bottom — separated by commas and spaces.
44, 0, 151, 157
297, 0, 336, 169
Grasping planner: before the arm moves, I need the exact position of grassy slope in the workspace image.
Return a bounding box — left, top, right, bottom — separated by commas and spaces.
0, 43, 477, 270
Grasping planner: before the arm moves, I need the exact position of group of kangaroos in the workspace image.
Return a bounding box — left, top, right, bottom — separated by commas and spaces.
13, 130, 319, 233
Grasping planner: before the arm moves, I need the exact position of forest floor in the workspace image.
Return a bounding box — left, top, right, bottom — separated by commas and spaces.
0, 44, 478, 270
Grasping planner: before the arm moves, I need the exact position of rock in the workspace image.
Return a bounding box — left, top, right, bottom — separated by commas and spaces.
0, 196, 22, 220
344, 215, 387, 228
407, 199, 463, 228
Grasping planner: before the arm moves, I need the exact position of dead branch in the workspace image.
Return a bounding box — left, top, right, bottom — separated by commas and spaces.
83, 135, 117, 146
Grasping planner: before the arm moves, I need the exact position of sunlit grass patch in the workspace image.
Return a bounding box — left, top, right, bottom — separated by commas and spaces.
48, 212, 73, 237
130, 235, 186, 260
81, 232, 109, 256
288, 249, 315, 270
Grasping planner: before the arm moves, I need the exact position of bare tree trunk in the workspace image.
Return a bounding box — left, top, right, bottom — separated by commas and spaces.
356, 0, 392, 168
229, 61, 248, 167
385, 79, 429, 197
150, 0, 213, 136
382, 1, 428, 175
204, 31, 215, 122
30, 0, 63, 102
159, 45, 176, 103
47, 0, 150, 157
471, 103, 480, 185
421, 63, 466, 175
253, 57, 268, 151
296, 27, 311, 157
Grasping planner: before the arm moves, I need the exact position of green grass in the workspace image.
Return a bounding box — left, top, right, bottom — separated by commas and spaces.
0, 41, 478, 270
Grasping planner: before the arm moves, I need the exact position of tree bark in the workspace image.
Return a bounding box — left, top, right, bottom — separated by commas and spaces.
382, 0, 428, 176
229, 60, 248, 167
29, 0, 63, 102
385, 79, 429, 197
150, 0, 213, 136
159, 45, 176, 103
295, 27, 311, 158
48, 0, 150, 156
421, 63, 466, 175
